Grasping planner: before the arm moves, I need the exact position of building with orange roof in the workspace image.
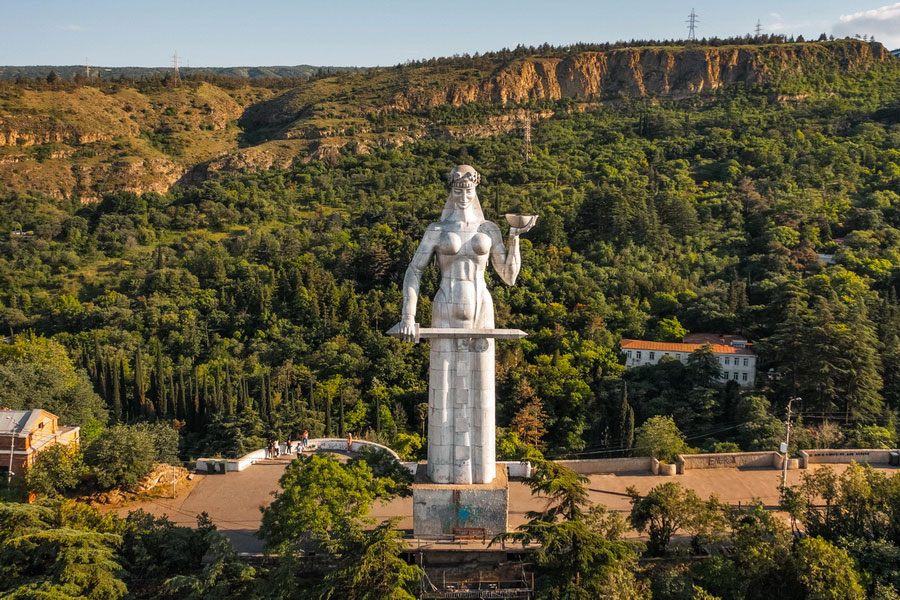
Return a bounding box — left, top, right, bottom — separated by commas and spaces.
620, 335, 756, 387
0, 408, 80, 481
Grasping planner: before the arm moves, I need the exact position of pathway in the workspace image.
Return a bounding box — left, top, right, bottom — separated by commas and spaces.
116, 460, 897, 554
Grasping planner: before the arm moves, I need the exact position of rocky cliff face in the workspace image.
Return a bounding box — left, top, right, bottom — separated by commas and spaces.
0, 83, 255, 201
0, 41, 893, 199
390, 42, 891, 110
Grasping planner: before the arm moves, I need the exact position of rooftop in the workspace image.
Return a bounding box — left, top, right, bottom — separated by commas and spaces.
682, 333, 748, 346
0, 408, 46, 436
620, 339, 755, 355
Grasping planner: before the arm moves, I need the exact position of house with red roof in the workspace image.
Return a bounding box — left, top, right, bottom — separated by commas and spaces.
620, 334, 757, 387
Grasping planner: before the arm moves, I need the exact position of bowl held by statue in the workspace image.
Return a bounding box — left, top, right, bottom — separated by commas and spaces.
505, 214, 538, 228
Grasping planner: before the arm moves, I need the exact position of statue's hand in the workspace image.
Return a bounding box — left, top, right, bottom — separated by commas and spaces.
395, 317, 419, 343
510, 216, 537, 237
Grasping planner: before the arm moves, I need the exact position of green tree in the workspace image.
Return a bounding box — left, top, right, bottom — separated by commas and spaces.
258, 454, 376, 550
655, 316, 688, 342
792, 536, 865, 600
627, 481, 704, 555
84, 424, 173, 490
26, 444, 86, 498
315, 518, 420, 600
634, 415, 687, 463
0, 334, 107, 427
162, 515, 257, 600
497, 459, 646, 599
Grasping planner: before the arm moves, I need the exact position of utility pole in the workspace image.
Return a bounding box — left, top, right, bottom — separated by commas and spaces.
85, 58, 91, 82
754, 20, 763, 38
3, 415, 15, 490
687, 9, 699, 42
522, 111, 532, 163
781, 397, 798, 489
172, 51, 181, 87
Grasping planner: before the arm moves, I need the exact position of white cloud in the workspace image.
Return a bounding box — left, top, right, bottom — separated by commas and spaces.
767, 18, 810, 32
834, 3, 900, 48
57, 24, 85, 32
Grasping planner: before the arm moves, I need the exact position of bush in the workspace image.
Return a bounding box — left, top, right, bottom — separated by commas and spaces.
26, 444, 85, 497
85, 422, 179, 490
634, 415, 688, 463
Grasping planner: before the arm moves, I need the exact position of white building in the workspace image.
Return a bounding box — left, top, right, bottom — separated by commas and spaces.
620, 335, 756, 387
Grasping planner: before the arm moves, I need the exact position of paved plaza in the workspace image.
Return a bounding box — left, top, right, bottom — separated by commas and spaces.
113, 456, 897, 554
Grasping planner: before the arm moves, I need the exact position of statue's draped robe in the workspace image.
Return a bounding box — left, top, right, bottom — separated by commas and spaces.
426, 225, 497, 484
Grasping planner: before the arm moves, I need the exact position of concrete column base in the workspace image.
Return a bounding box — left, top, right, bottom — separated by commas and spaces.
412, 463, 509, 540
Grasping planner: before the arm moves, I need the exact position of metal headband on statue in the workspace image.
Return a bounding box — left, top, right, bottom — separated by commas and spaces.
448, 165, 480, 188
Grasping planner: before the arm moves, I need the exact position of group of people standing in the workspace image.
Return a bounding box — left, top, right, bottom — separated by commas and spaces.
262, 431, 357, 459
264, 430, 309, 459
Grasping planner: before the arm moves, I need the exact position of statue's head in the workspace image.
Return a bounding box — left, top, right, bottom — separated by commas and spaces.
445, 165, 481, 215
448, 165, 480, 190
441, 165, 485, 222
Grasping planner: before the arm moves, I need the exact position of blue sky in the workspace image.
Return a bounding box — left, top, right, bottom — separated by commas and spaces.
2, 1, 897, 67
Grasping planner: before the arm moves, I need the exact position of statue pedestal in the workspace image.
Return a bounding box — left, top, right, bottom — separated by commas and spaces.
412, 463, 508, 540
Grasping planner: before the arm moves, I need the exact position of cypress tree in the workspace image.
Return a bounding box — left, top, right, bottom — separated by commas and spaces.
154, 341, 167, 416
259, 374, 269, 422
192, 367, 200, 420
325, 389, 332, 437
100, 356, 111, 407
111, 357, 122, 421
134, 348, 145, 412
339, 387, 345, 437
179, 366, 187, 421
120, 359, 131, 419
225, 363, 233, 415
624, 403, 635, 451
168, 369, 176, 418
211, 370, 220, 414
202, 372, 210, 418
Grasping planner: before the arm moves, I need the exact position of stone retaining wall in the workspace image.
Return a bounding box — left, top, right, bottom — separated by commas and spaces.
556, 457, 659, 474
799, 448, 896, 468
676, 451, 781, 474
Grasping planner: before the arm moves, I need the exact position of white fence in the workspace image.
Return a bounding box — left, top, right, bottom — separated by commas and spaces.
195, 438, 400, 473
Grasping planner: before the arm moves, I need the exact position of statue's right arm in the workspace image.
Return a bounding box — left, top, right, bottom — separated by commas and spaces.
396, 228, 438, 342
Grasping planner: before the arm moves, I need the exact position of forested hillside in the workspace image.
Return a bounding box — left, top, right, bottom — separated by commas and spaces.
2, 39, 900, 472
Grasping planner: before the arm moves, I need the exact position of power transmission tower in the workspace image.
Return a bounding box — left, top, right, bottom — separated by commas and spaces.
84, 57, 91, 82
172, 51, 181, 87
755, 20, 763, 38
522, 111, 532, 163
686, 9, 699, 42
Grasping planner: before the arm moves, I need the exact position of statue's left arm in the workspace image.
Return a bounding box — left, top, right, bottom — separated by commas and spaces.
486, 221, 534, 286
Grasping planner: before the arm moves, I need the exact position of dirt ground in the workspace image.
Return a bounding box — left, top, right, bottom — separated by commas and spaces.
112, 458, 898, 554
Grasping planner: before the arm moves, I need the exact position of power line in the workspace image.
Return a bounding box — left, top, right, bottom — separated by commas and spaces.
548, 419, 756, 459
686, 9, 699, 42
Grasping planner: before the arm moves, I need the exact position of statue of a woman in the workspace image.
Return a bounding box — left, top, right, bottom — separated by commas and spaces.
394, 165, 535, 484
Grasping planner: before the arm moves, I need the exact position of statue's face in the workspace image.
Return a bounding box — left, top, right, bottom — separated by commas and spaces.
451, 185, 477, 209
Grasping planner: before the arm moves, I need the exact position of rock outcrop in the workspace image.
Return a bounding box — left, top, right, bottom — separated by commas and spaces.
391, 42, 891, 110
0, 41, 893, 199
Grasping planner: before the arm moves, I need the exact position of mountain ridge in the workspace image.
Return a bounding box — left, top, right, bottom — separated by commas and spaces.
0, 40, 895, 202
